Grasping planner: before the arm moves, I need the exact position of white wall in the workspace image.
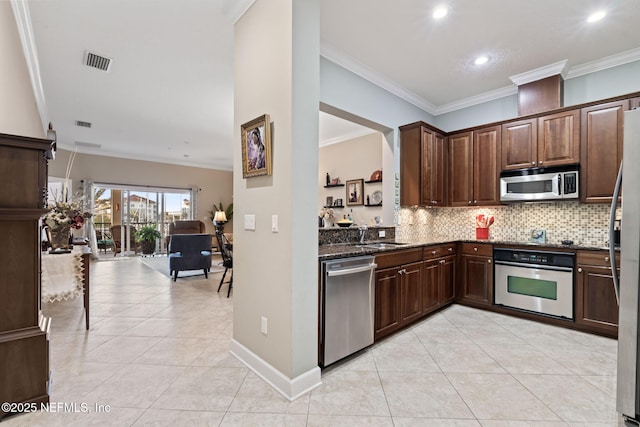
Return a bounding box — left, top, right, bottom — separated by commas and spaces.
0, 2, 43, 138
233, 0, 320, 389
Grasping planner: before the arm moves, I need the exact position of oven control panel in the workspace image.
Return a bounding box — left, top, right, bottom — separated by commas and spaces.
494, 248, 575, 268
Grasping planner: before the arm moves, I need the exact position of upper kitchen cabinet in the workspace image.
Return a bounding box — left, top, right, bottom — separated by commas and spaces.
399, 123, 446, 207
501, 110, 579, 170
630, 97, 640, 109
449, 126, 501, 207
501, 118, 537, 170
537, 109, 580, 167
580, 100, 628, 203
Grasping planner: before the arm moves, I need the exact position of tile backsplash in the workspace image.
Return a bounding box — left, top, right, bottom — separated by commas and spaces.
396, 202, 618, 248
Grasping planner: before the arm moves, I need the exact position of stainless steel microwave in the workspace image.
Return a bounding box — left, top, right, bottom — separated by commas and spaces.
500, 165, 579, 202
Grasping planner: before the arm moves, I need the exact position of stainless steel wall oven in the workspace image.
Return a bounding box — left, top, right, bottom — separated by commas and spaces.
494, 248, 575, 320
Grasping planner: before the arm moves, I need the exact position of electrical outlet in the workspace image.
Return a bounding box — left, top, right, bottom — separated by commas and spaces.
379, 230, 385, 238
261, 316, 268, 335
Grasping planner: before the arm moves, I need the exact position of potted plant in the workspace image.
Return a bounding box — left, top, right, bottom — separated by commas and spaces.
135, 225, 162, 255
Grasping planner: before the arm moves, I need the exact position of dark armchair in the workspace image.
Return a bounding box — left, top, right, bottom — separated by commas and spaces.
168, 233, 212, 281
110, 225, 139, 256
165, 220, 207, 249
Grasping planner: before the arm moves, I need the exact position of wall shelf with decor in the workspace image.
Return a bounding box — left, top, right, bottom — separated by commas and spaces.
364, 204, 382, 207
324, 205, 344, 209
364, 179, 382, 184
324, 184, 345, 188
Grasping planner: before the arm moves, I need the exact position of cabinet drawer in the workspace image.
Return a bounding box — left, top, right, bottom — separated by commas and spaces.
375, 248, 422, 270
423, 243, 456, 260
577, 250, 619, 267
460, 242, 492, 256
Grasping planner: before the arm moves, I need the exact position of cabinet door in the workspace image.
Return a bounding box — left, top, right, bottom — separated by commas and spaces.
537, 109, 580, 167
448, 131, 473, 207
374, 267, 401, 340
400, 261, 423, 325
432, 131, 447, 206
501, 118, 537, 170
459, 254, 493, 306
581, 100, 627, 203
422, 259, 440, 314
575, 264, 619, 336
439, 255, 456, 305
473, 125, 501, 206
400, 126, 421, 206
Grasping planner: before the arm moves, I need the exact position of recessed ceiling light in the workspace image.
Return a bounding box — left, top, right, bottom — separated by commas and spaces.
474, 56, 489, 66
587, 10, 606, 23
433, 6, 448, 19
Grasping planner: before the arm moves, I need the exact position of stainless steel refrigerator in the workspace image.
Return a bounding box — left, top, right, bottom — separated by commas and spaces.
615, 108, 640, 424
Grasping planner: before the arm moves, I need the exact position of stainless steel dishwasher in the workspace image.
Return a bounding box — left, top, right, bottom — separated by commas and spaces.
320, 255, 376, 367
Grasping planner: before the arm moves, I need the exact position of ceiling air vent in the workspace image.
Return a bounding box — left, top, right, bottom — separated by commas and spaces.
75, 120, 92, 128
84, 51, 112, 72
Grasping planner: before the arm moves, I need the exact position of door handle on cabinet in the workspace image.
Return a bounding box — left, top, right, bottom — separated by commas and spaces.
473, 247, 478, 251
488, 259, 492, 264
532, 161, 536, 165
604, 256, 610, 262
439, 259, 446, 264
448, 247, 453, 252
578, 267, 583, 273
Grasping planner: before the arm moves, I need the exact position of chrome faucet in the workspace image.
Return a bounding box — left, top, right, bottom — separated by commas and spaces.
359, 224, 367, 244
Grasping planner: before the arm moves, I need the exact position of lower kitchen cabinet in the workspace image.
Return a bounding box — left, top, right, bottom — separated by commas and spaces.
575, 250, 619, 337
374, 249, 423, 340
457, 243, 493, 307
423, 244, 457, 314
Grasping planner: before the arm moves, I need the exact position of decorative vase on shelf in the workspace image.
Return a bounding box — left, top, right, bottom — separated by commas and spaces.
49, 225, 72, 253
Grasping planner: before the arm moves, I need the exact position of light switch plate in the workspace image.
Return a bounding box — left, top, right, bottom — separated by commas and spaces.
244, 214, 256, 231
271, 215, 278, 232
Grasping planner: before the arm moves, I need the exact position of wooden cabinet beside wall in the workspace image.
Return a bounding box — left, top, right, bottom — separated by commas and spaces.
449, 126, 501, 207
423, 243, 456, 314
399, 123, 446, 207
575, 250, 619, 337
580, 100, 627, 203
0, 134, 53, 420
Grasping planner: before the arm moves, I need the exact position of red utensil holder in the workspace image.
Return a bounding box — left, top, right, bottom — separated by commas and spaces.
476, 227, 489, 240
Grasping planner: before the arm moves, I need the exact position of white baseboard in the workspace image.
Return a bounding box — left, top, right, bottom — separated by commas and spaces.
230, 339, 321, 401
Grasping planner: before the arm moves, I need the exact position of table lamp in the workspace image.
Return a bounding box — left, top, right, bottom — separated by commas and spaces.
213, 211, 227, 232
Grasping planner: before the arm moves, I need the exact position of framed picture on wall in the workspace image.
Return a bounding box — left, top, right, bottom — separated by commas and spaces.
346, 179, 364, 206
241, 114, 272, 178
325, 196, 333, 207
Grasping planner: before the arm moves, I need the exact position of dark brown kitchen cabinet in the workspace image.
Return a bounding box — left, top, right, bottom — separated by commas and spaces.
399, 123, 446, 206
0, 133, 53, 420
580, 100, 628, 203
457, 243, 493, 307
501, 110, 579, 171
374, 249, 423, 341
400, 261, 424, 325
537, 109, 580, 167
575, 251, 619, 338
423, 243, 457, 314
501, 118, 537, 170
449, 126, 501, 206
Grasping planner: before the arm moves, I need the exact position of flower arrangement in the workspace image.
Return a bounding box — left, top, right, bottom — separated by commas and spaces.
43, 191, 92, 231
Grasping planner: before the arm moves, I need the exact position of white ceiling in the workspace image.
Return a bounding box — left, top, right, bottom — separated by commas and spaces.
21, 0, 640, 170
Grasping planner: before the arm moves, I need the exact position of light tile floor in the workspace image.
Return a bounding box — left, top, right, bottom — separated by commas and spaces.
4, 255, 624, 426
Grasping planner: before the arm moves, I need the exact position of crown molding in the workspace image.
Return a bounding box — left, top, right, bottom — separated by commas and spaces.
566, 47, 640, 79
509, 60, 569, 86
220, 0, 256, 24
320, 42, 437, 115
434, 85, 517, 115
10, 0, 49, 134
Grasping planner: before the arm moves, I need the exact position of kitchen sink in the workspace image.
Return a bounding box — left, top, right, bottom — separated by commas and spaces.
357, 242, 409, 250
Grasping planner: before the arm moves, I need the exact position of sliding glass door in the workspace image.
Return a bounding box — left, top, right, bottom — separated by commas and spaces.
93, 184, 194, 255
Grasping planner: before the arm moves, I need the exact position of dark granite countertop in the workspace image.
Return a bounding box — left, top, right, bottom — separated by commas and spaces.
318, 236, 617, 261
